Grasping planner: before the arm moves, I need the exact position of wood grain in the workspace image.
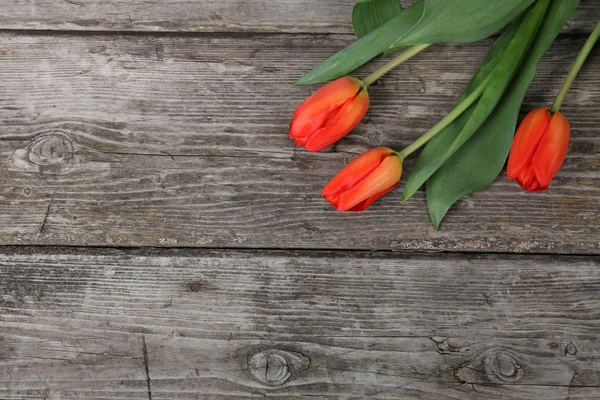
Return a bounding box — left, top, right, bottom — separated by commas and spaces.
0, 33, 598, 252
0, 248, 599, 398
0, 0, 597, 34
1, 2, 598, 400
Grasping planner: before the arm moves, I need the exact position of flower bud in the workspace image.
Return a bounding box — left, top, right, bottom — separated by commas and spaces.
322, 147, 402, 211
290, 77, 369, 152
507, 108, 570, 192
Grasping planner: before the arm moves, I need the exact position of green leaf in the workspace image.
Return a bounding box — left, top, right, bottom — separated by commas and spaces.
297, 2, 424, 85
401, 17, 523, 201
298, 0, 536, 85
396, 0, 536, 47
352, 0, 403, 39
402, 0, 550, 203
426, 0, 581, 229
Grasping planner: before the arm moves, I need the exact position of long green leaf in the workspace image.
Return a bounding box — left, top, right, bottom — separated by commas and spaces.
401, 17, 524, 201
298, 0, 535, 85
426, 0, 581, 229
297, 2, 424, 85
402, 0, 550, 202
352, 0, 403, 39
396, 0, 536, 47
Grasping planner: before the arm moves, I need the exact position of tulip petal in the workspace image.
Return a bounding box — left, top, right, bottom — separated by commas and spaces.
515, 163, 549, 192
322, 147, 394, 197
294, 77, 363, 117
532, 111, 570, 187
515, 164, 537, 191
507, 108, 550, 180
290, 101, 347, 146
335, 156, 402, 211
348, 182, 399, 211
304, 90, 369, 152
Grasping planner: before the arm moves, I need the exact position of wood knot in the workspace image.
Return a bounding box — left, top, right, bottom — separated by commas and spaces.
28, 133, 74, 166
247, 349, 310, 386
190, 282, 202, 292
366, 129, 386, 146
456, 349, 525, 385
565, 343, 577, 356
484, 352, 523, 383
11, 132, 78, 174
188, 280, 216, 293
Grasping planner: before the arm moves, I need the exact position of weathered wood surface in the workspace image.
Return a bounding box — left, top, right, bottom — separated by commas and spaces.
0, 33, 598, 252
1, 1, 599, 399
0, 248, 599, 399
0, 0, 598, 34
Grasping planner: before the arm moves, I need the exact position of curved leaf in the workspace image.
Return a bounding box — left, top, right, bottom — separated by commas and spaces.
352, 0, 403, 39
427, 0, 581, 229
401, 18, 523, 201
402, 0, 550, 202
298, 0, 536, 85
297, 2, 424, 85
396, 0, 536, 47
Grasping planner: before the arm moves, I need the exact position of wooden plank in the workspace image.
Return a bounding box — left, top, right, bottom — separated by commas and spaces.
0, 247, 599, 398
0, 33, 598, 253
0, 0, 597, 34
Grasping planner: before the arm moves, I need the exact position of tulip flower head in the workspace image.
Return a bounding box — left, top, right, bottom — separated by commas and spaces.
507, 108, 570, 192
290, 77, 369, 152
322, 147, 402, 211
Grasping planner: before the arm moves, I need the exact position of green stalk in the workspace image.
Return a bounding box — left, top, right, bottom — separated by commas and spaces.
362, 44, 430, 87
551, 21, 600, 113
398, 74, 493, 160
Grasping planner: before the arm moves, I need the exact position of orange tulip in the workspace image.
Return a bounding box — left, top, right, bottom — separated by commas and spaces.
507, 108, 570, 192
290, 77, 369, 152
322, 147, 402, 211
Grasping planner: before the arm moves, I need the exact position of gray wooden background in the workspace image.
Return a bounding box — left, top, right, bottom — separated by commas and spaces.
0, 0, 599, 398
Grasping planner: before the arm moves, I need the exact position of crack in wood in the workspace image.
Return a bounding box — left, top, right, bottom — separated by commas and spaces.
40, 192, 56, 234
63, 0, 84, 7
142, 334, 152, 400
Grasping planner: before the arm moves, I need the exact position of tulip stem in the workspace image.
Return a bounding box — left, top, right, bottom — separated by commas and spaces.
551, 21, 600, 113
362, 44, 431, 87
398, 74, 493, 160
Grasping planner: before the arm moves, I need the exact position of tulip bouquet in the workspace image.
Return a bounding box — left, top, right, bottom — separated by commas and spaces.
290, 0, 599, 229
